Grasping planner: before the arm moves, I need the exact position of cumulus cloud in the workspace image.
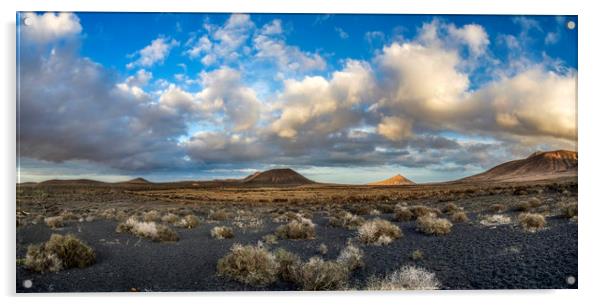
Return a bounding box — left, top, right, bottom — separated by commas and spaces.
127, 37, 179, 69
447, 23, 489, 56
20, 12, 82, 45
377, 116, 413, 141
253, 20, 326, 73
270, 60, 374, 139
197, 67, 262, 131
183, 132, 266, 165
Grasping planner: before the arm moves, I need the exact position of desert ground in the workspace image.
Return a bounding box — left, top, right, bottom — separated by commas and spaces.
16, 175, 577, 292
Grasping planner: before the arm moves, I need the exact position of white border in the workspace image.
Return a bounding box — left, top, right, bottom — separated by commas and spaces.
2, 1, 601, 305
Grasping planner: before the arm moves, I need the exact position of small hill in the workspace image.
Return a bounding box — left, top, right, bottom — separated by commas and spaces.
461, 150, 577, 182
125, 177, 151, 184
38, 179, 106, 186
242, 168, 314, 185
368, 174, 415, 186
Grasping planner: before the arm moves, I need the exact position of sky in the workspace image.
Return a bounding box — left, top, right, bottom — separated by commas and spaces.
16, 12, 578, 184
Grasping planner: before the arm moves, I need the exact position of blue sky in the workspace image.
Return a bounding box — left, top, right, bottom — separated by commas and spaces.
17, 12, 578, 183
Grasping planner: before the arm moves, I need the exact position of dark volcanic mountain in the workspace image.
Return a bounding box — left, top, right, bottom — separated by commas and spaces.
125, 177, 151, 184
367, 174, 415, 186
242, 168, 314, 185
462, 150, 577, 182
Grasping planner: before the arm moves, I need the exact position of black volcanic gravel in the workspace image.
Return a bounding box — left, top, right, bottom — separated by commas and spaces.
16, 213, 577, 292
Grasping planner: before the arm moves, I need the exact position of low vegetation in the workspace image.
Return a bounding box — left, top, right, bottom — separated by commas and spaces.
490, 204, 505, 213
366, 265, 441, 290
116, 217, 179, 242
562, 202, 578, 219
274, 248, 301, 282
142, 210, 161, 222
328, 211, 365, 229
416, 216, 453, 235
293, 257, 350, 290
217, 243, 279, 286
450, 211, 469, 223
518, 212, 546, 232
175, 214, 201, 228
275, 217, 316, 240
211, 226, 234, 239
358, 219, 402, 245
480, 214, 512, 226
209, 209, 232, 221
44, 216, 64, 229
25, 234, 95, 273
411, 249, 423, 261
336, 242, 364, 271
161, 213, 179, 224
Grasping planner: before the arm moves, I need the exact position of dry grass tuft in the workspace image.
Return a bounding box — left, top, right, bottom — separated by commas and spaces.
393, 207, 414, 222
274, 248, 301, 282
358, 219, 402, 245
293, 257, 349, 290
366, 265, 440, 290
217, 243, 279, 286
328, 211, 365, 229
490, 204, 506, 213
410, 249, 423, 261
416, 216, 453, 235
44, 216, 64, 228
262, 234, 278, 245
161, 213, 179, 224
142, 210, 161, 222
318, 243, 328, 255
450, 211, 469, 223
116, 217, 179, 242
209, 209, 232, 221
562, 202, 578, 219
25, 234, 95, 273
480, 214, 512, 226
275, 216, 316, 240
518, 212, 546, 232
211, 226, 235, 239
175, 214, 201, 228
336, 242, 364, 271
442, 202, 461, 214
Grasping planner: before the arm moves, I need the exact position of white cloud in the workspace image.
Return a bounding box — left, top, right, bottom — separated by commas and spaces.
127, 37, 179, 69
20, 12, 82, 44
270, 60, 374, 139
198, 67, 262, 131
253, 28, 326, 73
377, 116, 413, 141
335, 27, 349, 39
447, 24, 489, 56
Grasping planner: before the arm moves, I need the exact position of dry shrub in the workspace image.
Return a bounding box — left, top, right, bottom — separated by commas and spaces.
410, 206, 439, 218
176, 214, 201, 228
262, 234, 278, 245
116, 217, 179, 242
442, 202, 461, 214
351, 205, 371, 216
518, 213, 546, 232
275, 217, 316, 240
142, 210, 161, 222
393, 207, 414, 222
211, 226, 234, 239
336, 242, 364, 271
358, 219, 402, 245
209, 209, 232, 221
217, 243, 279, 286
328, 211, 365, 229
161, 213, 179, 224
293, 257, 349, 290
490, 204, 506, 213
378, 204, 396, 214
411, 249, 423, 261
480, 214, 512, 226
274, 248, 301, 282
528, 197, 542, 208
450, 211, 469, 223
232, 214, 264, 231
25, 234, 95, 273
369, 209, 381, 216
416, 216, 453, 235
366, 265, 440, 290
44, 216, 64, 228
318, 243, 328, 255
562, 202, 578, 218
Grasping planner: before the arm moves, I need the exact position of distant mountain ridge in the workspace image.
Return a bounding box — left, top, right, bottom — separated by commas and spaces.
461, 150, 577, 182
367, 174, 415, 186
